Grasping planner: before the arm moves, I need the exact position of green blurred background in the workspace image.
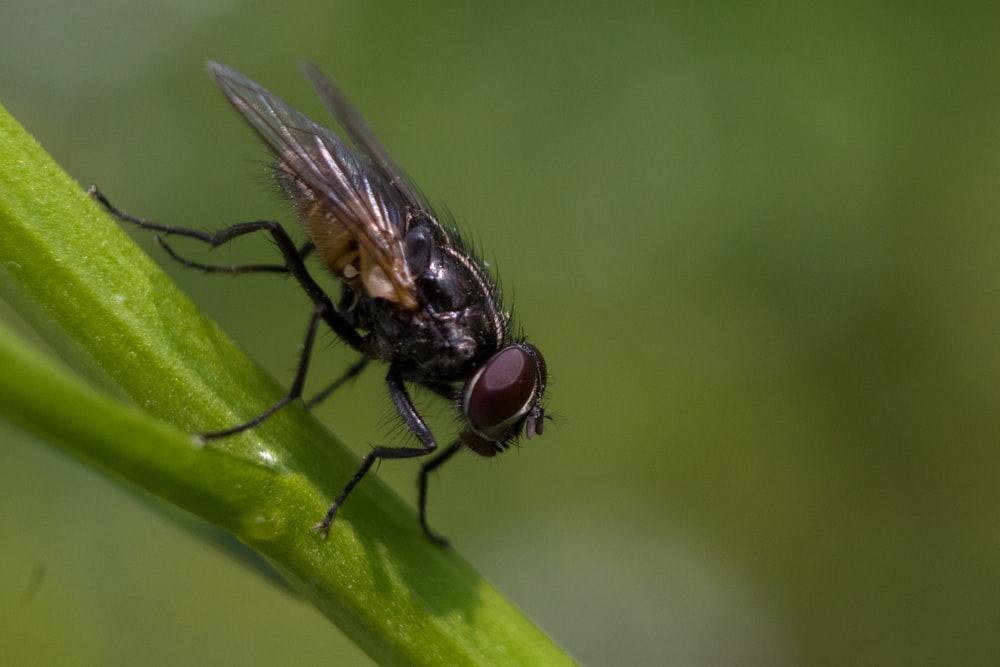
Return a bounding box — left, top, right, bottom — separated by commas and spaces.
3, 1, 1000, 665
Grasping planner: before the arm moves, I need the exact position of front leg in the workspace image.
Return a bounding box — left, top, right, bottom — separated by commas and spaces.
417, 441, 462, 545
315, 367, 446, 542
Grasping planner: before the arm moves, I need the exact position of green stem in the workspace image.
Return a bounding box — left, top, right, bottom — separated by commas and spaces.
0, 103, 575, 666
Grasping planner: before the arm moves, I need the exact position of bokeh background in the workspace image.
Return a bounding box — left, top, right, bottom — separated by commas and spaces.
3, 1, 1000, 665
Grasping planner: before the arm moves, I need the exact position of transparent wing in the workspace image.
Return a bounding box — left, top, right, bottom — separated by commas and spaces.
301, 61, 432, 215
208, 61, 418, 310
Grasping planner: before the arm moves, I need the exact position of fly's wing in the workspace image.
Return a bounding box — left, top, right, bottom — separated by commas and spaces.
301, 61, 433, 216
208, 61, 418, 310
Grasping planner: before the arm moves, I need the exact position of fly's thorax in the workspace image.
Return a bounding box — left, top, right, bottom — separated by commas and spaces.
355, 228, 506, 381
407, 222, 506, 336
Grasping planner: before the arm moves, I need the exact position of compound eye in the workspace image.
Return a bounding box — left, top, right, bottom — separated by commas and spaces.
463, 345, 543, 442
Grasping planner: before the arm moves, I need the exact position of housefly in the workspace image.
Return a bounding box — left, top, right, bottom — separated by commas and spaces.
91, 62, 548, 544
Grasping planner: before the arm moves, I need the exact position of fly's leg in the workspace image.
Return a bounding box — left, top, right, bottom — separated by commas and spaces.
315, 368, 450, 545
201, 301, 325, 438
155, 234, 314, 274
417, 441, 462, 545
94, 188, 352, 340
91, 187, 361, 348
91, 187, 365, 438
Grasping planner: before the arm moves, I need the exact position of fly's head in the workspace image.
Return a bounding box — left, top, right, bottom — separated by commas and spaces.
459, 343, 547, 457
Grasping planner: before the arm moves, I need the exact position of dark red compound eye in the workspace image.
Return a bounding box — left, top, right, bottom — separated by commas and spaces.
463, 344, 545, 443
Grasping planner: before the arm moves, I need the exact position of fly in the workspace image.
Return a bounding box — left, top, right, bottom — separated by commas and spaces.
91, 61, 548, 545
